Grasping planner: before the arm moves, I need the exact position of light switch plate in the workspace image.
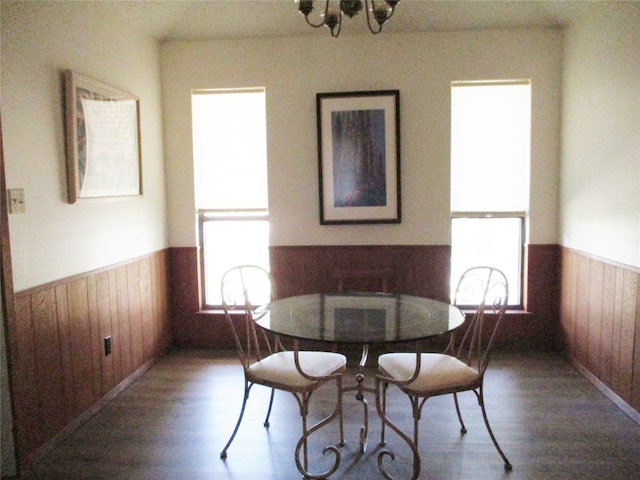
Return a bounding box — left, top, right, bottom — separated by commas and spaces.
8, 189, 25, 214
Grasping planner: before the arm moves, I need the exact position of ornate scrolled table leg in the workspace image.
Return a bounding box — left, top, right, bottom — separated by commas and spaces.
354, 371, 369, 453
339, 343, 375, 454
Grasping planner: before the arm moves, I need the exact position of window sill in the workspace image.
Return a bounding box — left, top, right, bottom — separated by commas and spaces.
199, 308, 533, 317
197, 309, 225, 315
460, 308, 533, 317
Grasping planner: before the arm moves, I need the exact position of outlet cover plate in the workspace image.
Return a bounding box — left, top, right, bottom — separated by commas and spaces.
8, 189, 25, 214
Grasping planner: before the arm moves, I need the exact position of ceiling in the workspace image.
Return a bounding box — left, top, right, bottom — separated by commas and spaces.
112, 0, 594, 42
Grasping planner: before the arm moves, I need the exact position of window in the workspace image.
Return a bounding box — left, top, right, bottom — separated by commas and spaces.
192, 89, 269, 308
450, 81, 531, 306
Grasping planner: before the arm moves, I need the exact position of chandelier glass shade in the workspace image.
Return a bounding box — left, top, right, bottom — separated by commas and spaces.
297, 0, 400, 38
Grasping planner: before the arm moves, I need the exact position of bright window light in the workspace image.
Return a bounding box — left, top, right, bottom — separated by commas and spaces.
201, 217, 269, 306
451, 82, 530, 212
450, 81, 531, 306
451, 217, 523, 305
192, 90, 268, 209
192, 89, 269, 307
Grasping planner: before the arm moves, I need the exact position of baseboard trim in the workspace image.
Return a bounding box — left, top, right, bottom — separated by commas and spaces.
22, 354, 166, 474
568, 356, 640, 425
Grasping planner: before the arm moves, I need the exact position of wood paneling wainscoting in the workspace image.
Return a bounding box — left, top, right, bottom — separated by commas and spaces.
5, 250, 172, 471
270, 245, 451, 300
169, 244, 560, 352
561, 247, 640, 420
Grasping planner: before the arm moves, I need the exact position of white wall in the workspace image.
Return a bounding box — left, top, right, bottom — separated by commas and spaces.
161, 28, 562, 248
561, 2, 640, 267
1, 1, 168, 291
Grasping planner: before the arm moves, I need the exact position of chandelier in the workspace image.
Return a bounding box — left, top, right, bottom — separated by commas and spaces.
297, 0, 401, 38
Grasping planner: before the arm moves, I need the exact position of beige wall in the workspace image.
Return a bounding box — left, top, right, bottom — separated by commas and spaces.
561, 1, 640, 268
1, 1, 168, 292
161, 28, 562, 248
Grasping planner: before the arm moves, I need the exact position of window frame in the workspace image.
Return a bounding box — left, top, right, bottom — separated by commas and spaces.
191, 87, 269, 311
450, 211, 526, 309
198, 209, 270, 310
449, 79, 530, 309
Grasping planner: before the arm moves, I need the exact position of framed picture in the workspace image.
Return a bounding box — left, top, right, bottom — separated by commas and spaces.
316, 90, 400, 224
65, 70, 142, 203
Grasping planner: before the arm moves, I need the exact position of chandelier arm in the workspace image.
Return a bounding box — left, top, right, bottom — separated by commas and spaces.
304, 16, 326, 28
299, 0, 330, 28
330, 10, 343, 37
365, 0, 384, 34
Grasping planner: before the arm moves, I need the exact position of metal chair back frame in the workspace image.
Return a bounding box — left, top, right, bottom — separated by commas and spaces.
449, 265, 509, 382
375, 266, 512, 480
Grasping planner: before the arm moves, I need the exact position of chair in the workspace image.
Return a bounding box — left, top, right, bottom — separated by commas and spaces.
375, 266, 512, 480
219, 265, 347, 479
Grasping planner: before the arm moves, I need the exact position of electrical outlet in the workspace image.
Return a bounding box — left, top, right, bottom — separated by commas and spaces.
8, 188, 25, 214
104, 336, 112, 356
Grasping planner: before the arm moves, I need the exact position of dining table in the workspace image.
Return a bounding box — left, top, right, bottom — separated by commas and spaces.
254, 292, 464, 346
253, 291, 466, 462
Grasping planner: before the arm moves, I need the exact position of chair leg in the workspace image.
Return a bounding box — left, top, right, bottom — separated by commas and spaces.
374, 380, 422, 480
477, 386, 512, 471
300, 396, 309, 474
263, 387, 275, 427
379, 381, 388, 445
220, 381, 253, 459
294, 384, 342, 479
337, 377, 345, 446
412, 396, 421, 448
453, 392, 467, 434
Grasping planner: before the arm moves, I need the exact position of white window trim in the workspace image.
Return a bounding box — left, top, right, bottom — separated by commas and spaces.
450, 212, 526, 308
198, 209, 269, 310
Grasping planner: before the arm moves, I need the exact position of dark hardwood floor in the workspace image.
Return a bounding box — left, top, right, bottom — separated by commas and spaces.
24, 348, 640, 480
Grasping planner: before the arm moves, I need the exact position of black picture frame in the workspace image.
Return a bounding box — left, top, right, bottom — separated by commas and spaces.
317, 90, 401, 225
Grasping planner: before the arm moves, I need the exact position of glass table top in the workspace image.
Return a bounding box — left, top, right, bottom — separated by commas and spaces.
254, 292, 465, 344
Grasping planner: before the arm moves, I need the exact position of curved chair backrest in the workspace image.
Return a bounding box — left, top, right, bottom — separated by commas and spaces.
451, 266, 509, 375
220, 265, 277, 370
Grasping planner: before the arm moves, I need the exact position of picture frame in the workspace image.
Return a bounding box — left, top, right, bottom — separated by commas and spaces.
316, 90, 400, 224
64, 70, 142, 203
